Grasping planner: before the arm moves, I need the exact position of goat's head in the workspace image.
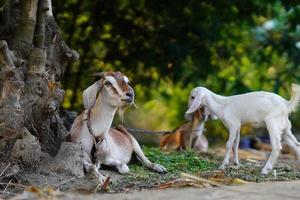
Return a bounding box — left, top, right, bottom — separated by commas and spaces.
83, 71, 134, 110
185, 87, 206, 120
192, 107, 207, 121
185, 107, 207, 122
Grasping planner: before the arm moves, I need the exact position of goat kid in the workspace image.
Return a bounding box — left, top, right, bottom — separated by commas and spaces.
70, 71, 166, 185
185, 84, 300, 174
160, 108, 210, 152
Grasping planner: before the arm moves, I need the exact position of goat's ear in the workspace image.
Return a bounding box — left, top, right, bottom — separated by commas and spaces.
185, 94, 202, 114
83, 81, 101, 110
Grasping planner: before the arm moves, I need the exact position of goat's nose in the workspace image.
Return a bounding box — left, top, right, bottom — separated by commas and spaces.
125, 91, 134, 98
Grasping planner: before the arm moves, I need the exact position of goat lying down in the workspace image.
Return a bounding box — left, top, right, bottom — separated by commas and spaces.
70, 71, 166, 185
93, 125, 166, 174
185, 84, 300, 174
160, 108, 210, 152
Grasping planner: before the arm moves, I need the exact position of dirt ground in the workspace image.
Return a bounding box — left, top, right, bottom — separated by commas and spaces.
64, 180, 300, 200
1, 148, 300, 199
7, 179, 300, 200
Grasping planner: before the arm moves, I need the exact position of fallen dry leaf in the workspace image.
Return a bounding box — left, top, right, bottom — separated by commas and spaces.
25, 186, 44, 196
231, 178, 249, 185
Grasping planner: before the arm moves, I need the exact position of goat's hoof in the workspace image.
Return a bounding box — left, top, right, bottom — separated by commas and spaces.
233, 162, 243, 168
260, 168, 270, 175
118, 164, 130, 174
219, 164, 227, 170
153, 164, 167, 173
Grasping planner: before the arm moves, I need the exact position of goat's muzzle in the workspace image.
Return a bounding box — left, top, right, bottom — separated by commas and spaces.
184, 112, 193, 121
121, 98, 133, 103
121, 91, 134, 104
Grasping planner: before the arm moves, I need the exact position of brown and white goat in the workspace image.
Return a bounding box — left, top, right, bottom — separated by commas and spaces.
160, 108, 210, 152
70, 71, 166, 185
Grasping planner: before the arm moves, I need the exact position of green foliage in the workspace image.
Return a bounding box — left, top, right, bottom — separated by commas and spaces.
53, 0, 300, 141
125, 79, 194, 130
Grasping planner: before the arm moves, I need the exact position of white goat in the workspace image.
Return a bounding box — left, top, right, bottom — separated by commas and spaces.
185, 84, 300, 174
70, 71, 166, 186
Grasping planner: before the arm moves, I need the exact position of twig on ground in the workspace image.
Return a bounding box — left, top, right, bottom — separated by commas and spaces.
0, 182, 28, 189
0, 163, 11, 179
181, 172, 224, 187
3, 179, 12, 194
158, 178, 207, 189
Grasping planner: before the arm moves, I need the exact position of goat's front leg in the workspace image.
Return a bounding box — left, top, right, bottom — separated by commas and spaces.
220, 125, 240, 170
130, 135, 167, 173
83, 151, 107, 184
232, 129, 241, 166
187, 133, 193, 150
95, 159, 101, 169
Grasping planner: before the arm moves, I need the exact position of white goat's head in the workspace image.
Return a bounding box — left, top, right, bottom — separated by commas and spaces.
185, 87, 208, 120
83, 71, 134, 110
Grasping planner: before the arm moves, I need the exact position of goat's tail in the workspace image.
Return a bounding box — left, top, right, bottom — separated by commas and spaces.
288, 83, 300, 113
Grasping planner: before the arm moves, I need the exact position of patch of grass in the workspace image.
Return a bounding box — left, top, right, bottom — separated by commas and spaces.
110, 147, 219, 191
140, 147, 218, 174
110, 147, 300, 192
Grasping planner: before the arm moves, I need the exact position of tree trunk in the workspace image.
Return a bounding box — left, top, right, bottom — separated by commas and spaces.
0, 0, 79, 160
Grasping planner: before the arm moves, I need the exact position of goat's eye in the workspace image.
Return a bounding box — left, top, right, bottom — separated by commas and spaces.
104, 81, 112, 86
191, 96, 195, 100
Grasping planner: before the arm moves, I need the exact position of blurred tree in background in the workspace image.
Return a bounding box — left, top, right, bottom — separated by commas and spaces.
51, 0, 300, 142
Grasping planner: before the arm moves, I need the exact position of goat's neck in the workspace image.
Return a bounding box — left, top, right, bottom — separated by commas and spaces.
191, 117, 205, 137
193, 122, 205, 137
203, 90, 227, 117
90, 95, 117, 137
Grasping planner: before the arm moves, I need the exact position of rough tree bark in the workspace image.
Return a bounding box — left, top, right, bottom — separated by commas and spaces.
0, 0, 79, 163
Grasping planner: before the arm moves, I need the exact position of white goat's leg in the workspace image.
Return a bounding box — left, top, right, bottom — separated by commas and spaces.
105, 158, 130, 174
95, 159, 101, 169
83, 151, 106, 184
232, 129, 240, 166
220, 126, 239, 170
283, 131, 300, 161
130, 135, 167, 173
116, 164, 130, 174
285, 129, 300, 146
261, 121, 282, 175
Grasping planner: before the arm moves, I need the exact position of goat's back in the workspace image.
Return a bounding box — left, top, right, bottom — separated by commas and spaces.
223, 92, 289, 126
160, 131, 183, 150
69, 113, 84, 142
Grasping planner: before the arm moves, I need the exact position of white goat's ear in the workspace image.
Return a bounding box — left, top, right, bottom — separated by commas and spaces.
83, 81, 101, 110
185, 94, 202, 114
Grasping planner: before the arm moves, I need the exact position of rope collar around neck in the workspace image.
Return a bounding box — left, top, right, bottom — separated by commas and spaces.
87, 109, 104, 144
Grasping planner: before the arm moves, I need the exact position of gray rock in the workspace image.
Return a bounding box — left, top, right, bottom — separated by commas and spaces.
48, 142, 84, 178
10, 128, 42, 166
